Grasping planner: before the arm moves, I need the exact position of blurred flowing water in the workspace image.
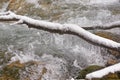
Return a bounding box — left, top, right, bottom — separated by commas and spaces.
0, 0, 120, 80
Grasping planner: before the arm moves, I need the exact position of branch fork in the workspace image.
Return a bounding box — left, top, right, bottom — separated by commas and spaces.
0, 11, 120, 80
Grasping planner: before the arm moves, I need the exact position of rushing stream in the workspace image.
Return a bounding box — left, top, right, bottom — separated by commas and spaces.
0, 0, 120, 80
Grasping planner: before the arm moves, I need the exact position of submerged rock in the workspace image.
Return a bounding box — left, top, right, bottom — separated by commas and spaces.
0, 54, 69, 80
7, 0, 63, 20
76, 65, 104, 79
88, 72, 120, 80
76, 65, 120, 80
0, 0, 8, 10
0, 60, 46, 80
0, 61, 23, 80
94, 31, 120, 42
94, 31, 120, 65
0, 50, 13, 66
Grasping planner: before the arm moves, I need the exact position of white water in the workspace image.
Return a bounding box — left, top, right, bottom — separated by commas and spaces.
0, 0, 120, 80
0, 23, 113, 79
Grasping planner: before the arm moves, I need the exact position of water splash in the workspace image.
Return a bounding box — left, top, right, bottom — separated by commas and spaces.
0, 0, 120, 79
0, 23, 114, 79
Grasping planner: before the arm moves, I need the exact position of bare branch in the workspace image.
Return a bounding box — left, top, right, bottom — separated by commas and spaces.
0, 11, 120, 52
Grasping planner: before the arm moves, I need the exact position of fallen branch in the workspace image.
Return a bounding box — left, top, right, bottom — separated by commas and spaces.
86, 62, 120, 80
83, 21, 120, 30
0, 11, 120, 52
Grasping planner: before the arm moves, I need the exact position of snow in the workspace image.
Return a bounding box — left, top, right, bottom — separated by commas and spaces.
71, 78, 75, 80
86, 62, 120, 79
0, 11, 120, 51
64, 24, 120, 48
104, 21, 120, 28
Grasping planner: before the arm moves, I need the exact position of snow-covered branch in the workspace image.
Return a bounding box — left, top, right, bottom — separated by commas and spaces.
0, 11, 120, 52
86, 62, 120, 80
83, 21, 120, 30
